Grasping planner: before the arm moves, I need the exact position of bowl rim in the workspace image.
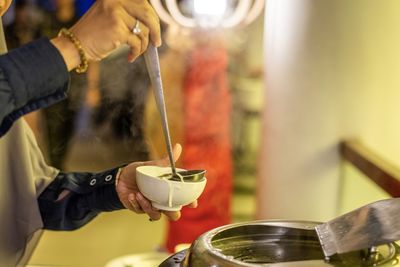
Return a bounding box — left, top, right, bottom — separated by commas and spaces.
136, 165, 207, 184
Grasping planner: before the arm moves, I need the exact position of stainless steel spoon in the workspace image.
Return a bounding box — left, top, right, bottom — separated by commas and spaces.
158, 170, 206, 182
144, 44, 177, 176
143, 45, 206, 182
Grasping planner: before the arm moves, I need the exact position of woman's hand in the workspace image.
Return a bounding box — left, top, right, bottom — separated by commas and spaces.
116, 144, 198, 221
51, 0, 161, 70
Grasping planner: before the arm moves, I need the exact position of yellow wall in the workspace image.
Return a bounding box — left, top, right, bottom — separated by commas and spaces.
258, 0, 400, 221
339, 162, 389, 214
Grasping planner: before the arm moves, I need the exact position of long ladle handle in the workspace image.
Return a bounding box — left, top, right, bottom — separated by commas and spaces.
144, 44, 177, 175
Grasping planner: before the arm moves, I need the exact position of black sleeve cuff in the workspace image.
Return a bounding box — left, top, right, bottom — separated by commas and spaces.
83, 167, 125, 211
38, 166, 126, 231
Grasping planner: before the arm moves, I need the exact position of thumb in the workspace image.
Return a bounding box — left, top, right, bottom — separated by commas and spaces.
172, 143, 182, 163
144, 143, 182, 167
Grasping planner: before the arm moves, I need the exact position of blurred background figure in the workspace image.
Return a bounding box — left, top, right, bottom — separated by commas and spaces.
171, 33, 233, 252
142, 0, 265, 253
145, 25, 233, 252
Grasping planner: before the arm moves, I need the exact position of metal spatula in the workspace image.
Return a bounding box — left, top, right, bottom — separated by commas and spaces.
315, 197, 400, 257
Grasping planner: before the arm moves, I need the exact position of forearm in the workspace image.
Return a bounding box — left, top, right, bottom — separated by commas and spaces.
0, 38, 69, 136
38, 167, 125, 230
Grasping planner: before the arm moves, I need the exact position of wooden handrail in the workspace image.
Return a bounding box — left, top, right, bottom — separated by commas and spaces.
340, 140, 400, 197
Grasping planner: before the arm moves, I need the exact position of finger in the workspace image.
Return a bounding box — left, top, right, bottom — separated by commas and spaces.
145, 4, 162, 47
121, 1, 161, 46
119, 9, 148, 61
126, 35, 142, 62
159, 143, 182, 166
136, 192, 162, 221
172, 143, 182, 162
188, 200, 198, 208
142, 143, 183, 167
128, 193, 145, 213
120, 9, 150, 55
163, 210, 181, 221
133, 22, 149, 54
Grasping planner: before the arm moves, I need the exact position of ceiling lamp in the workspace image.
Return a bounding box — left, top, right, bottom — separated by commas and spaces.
150, 0, 265, 28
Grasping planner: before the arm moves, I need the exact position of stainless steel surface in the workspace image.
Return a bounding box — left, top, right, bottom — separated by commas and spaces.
144, 44, 177, 176
159, 220, 400, 267
315, 198, 400, 257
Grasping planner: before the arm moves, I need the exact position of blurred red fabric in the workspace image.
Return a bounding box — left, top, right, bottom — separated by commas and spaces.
165, 43, 233, 252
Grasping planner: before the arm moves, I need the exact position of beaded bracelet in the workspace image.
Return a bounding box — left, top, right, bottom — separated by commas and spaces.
58, 28, 89, 73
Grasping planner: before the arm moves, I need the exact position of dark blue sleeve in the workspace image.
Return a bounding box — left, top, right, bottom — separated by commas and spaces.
38, 167, 125, 231
0, 38, 70, 137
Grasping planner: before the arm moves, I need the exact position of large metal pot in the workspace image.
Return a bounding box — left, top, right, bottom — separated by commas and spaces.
159, 220, 400, 266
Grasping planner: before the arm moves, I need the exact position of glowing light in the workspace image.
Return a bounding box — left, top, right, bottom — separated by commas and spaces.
151, 0, 265, 28
221, 0, 252, 28
150, 0, 178, 26
193, 0, 227, 28
193, 0, 227, 16
165, 0, 195, 28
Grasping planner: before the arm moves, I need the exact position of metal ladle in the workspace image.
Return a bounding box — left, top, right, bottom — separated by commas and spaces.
159, 169, 206, 182
144, 44, 205, 181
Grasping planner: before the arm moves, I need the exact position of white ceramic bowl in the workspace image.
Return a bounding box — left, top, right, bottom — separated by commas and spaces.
136, 166, 207, 211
